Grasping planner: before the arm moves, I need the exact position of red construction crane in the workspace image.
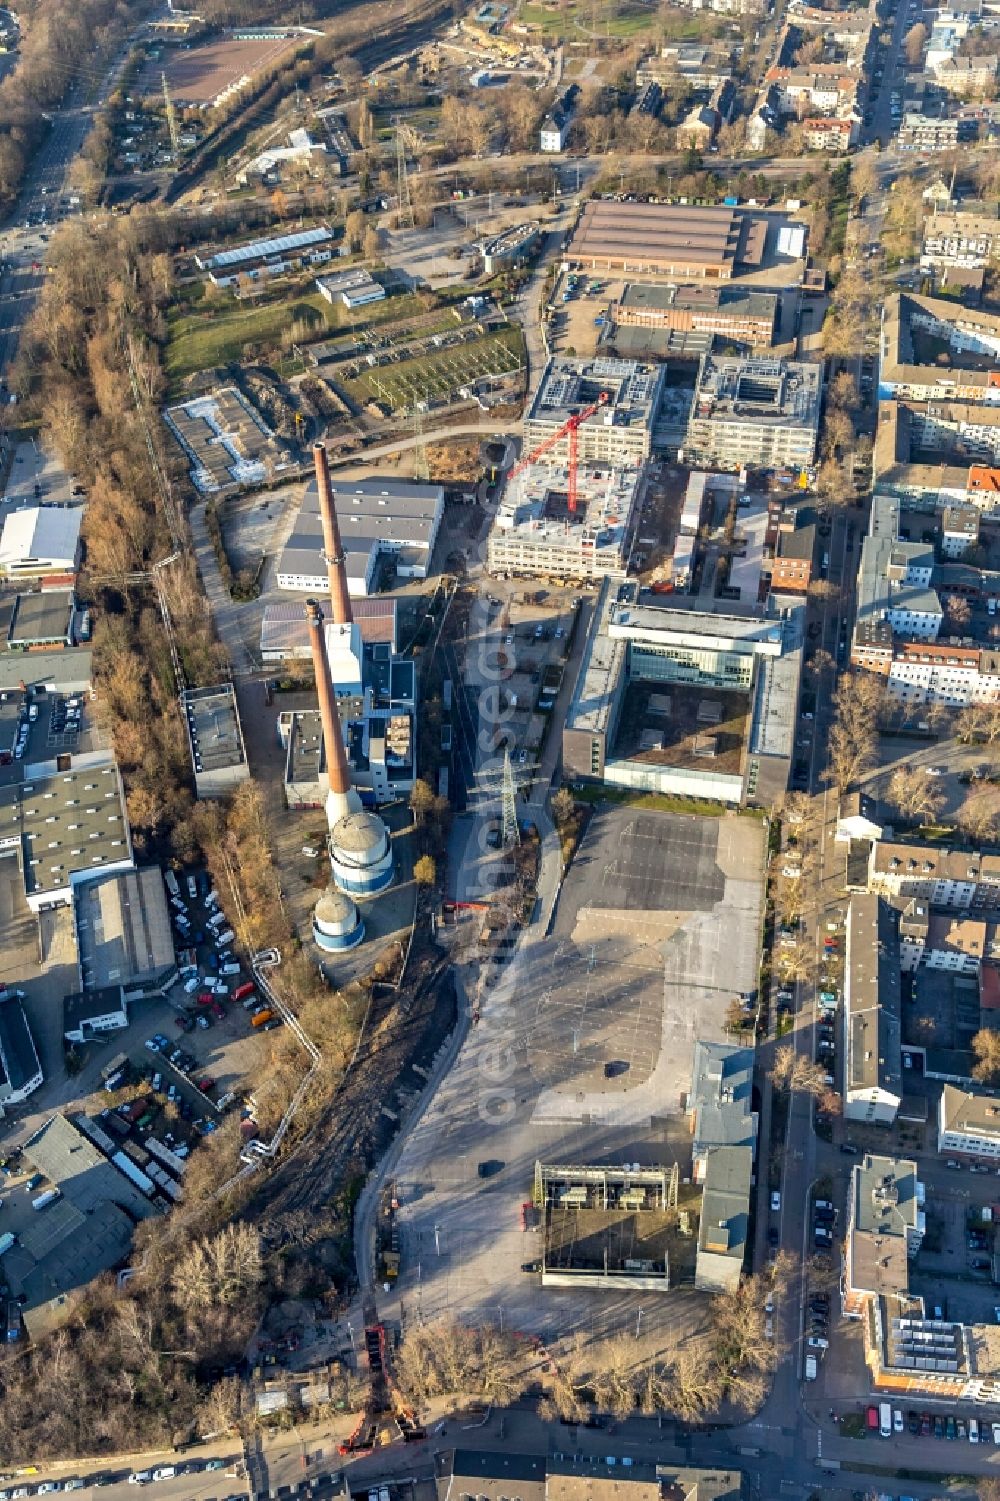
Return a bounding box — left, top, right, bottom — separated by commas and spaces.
508, 390, 609, 514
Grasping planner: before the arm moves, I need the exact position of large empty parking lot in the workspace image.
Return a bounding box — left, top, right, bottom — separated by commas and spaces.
388, 805, 765, 1349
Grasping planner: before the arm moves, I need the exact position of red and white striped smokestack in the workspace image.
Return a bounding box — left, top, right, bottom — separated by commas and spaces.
313, 441, 354, 627
305, 598, 361, 830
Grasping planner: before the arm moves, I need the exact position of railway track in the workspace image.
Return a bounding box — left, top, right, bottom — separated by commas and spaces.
167, 0, 454, 203
246, 948, 456, 1230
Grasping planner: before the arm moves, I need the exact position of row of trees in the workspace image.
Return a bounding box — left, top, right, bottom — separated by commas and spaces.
538, 1272, 779, 1422
395, 1266, 785, 1426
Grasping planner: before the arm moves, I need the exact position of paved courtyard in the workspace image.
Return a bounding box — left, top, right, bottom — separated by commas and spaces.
389, 805, 765, 1350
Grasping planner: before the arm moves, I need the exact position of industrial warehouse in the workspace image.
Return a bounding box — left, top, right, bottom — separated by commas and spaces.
569, 200, 773, 281
277, 475, 444, 597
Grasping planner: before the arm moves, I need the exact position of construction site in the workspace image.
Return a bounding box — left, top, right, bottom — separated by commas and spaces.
488, 382, 647, 582
488, 461, 643, 580
164, 386, 282, 492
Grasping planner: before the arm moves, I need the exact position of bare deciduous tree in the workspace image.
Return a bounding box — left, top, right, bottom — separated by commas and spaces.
972, 1028, 1000, 1084
887, 765, 945, 826
771, 1045, 828, 1096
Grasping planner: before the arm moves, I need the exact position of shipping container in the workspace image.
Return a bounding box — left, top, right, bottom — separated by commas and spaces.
111, 1151, 155, 1197
251, 1009, 275, 1028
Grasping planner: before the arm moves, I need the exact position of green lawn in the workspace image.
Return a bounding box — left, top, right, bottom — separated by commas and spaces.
519, 0, 662, 37
165, 281, 433, 391
573, 784, 733, 818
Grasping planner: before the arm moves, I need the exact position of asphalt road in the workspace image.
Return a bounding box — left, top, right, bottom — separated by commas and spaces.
0, 58, 126, 393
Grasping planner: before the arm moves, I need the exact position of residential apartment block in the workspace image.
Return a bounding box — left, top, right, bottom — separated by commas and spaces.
921, 205, 1000, 269
867, 839, 1000, 909
938, 1084, 1000, 1160
843, 1153, 925, 1317
898, 111, 979, 151
879, 293, 1000, 402
843, 894, 902, 1127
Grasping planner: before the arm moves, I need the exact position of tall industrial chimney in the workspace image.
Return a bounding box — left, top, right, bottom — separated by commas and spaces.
313, 441, 354, 627
305, 598, 361, 830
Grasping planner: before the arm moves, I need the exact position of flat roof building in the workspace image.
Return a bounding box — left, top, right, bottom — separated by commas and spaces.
280, 648, 416, 806
562, 580, 801, 807
0, 756, 133, 912
62, 985, 129, 1046
683, 355, 822, 471
3, 590, 75, 650
488, 462, 643, 581
844, 1153, 924, 1317
0, 987, 42, 1106
0, 645, 92, 696
74, 867, 176, 995
479, 222, 539, 274
689, 1040, 757, 1183
14, 1113, 156, 1339
695, 1144, 752, 1293
277, 478, 444, 597
315, 268, 385, 308
181, 684, 249, 799
523, 357, 665, 467
613, 282, 778, 348
844, 894, 903, 1126
570, 200, 769, 281
0, 506, 83, 584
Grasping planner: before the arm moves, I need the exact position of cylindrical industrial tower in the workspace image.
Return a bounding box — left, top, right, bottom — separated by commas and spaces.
313, 441, 354, 626
304, 598, 394, 896
312, 883, 365, 951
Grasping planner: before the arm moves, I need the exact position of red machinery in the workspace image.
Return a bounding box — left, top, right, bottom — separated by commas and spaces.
507, 390, 609, 513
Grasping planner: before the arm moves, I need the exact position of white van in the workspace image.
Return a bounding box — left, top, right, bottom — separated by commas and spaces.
185, 876, 197, 900
207, 911, 226, 931
183, 976, 200, 995
215, 928, 235, 946
221, 962, 241, 976
152, 1468, 176, 1482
